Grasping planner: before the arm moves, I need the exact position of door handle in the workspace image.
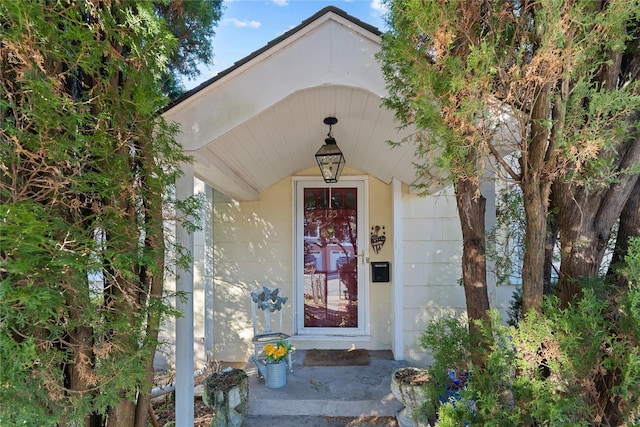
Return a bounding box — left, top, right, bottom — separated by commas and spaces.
355, 250, 368, 264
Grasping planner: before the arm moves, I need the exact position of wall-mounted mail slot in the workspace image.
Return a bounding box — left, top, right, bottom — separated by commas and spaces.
371, 262, 390, 282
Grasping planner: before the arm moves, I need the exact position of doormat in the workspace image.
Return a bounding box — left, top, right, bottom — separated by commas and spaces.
303, 349, 370, 366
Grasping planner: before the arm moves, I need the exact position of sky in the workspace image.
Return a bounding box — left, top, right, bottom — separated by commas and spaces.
184, 0, 389, 90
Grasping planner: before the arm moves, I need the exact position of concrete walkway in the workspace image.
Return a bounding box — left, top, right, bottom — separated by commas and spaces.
242, 350, 409, 426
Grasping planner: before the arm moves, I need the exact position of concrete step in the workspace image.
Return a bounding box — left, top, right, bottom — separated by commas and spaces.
244, 350, 408, 420
243, 415, 399, 426
248, 397, 401, 417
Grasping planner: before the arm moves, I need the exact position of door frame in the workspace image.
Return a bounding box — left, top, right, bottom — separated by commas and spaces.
292, 176, 370, 337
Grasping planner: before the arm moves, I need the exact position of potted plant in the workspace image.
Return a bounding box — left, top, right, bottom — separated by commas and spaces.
202, 368, 249, 427
251, 340, 294, 389
390, 367, 433, 427
416, 313, 477, 426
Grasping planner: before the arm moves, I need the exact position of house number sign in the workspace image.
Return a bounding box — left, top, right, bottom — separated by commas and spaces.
370, 225, 386, 254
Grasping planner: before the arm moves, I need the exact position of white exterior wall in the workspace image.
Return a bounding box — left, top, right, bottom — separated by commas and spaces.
400, 185, 518, 366
210, 180, 294, 362
401, 187, 466, 365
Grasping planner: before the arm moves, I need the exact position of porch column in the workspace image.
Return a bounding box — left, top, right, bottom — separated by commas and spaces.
175, 163, 195, 426
204, 185, 214, 362
391, 178, 404, 360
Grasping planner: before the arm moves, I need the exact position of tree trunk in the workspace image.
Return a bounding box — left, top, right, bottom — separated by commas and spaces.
555, 137, 640, 307
519, 82, 555, 314
107, 399, 137, 427
61, 247, 102, 427
521, 182, 548, 314
134, 173, 166, 427
455, 175, 490, 334
104, 200, 141, 427
555, 183, 617, 305
606, 177, 640, 287
133, 302, 161, 427
65, 323, 101, 427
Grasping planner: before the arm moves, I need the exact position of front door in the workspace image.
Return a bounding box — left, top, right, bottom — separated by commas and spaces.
295, 178, 366, 336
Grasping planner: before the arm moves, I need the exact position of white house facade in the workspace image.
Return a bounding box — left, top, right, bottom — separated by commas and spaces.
159, 6, 517, 374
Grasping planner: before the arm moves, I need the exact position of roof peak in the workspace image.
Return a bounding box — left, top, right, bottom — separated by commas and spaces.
163, 5, 382, 111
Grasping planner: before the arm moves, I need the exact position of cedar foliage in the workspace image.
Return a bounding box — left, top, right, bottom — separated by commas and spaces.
378, 0, 640, 315
420, 272, 640, 425
0, 1, 218, 425
421, 240, 640, 425
379, 0, 640, 423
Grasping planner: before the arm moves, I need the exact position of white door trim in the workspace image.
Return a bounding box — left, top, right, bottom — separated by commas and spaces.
292, 176, 370, 337
391, 177, 404, 360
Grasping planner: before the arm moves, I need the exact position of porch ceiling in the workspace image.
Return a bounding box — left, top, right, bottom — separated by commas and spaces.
188, 85, 419, 201
164, 6, 422, 201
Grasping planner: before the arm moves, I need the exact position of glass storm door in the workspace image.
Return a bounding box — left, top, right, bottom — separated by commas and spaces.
295, 180, 365, 335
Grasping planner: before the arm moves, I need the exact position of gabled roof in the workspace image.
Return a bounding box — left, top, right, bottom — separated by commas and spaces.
165, 6, 382, 111
163, 6, 419, 201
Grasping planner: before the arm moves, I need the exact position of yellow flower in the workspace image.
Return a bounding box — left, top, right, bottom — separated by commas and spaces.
263, 340, 292, 362
264, 343, 275, 355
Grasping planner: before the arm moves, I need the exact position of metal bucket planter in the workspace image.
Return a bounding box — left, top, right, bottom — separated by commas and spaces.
203, 368, 249, 427
390, 367, 432, 427
265, 360, 287, 389
251, 357, 288, 389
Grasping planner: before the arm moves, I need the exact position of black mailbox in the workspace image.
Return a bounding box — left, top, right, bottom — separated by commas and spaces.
371, 261, 390, 282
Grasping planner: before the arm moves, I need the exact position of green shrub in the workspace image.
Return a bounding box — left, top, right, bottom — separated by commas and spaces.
419, 288, 640, 426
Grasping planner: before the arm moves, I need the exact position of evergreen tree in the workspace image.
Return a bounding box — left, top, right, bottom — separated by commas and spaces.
0, 1, 221, 425
378, 0, 640, 314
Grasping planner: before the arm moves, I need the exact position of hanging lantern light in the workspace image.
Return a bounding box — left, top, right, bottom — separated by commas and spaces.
315, 117, 345, 183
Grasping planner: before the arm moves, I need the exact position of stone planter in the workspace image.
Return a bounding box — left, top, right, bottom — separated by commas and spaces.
203, 368, 249, 427
390, 367, 432, 427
